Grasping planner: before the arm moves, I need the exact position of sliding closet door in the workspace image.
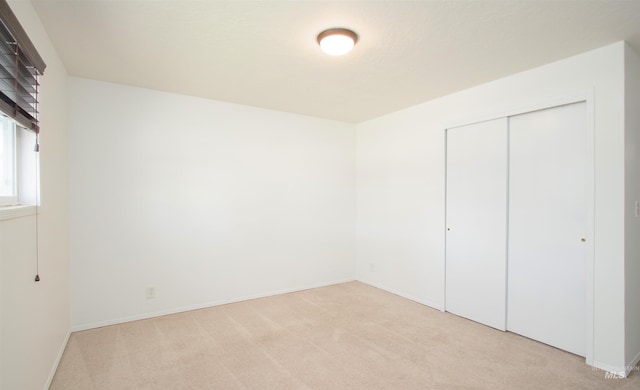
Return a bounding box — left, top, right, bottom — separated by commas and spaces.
507, 102, 587, 356
445, 118, 508, 330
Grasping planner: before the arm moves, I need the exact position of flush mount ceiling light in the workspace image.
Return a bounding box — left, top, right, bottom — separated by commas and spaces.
317, 28, 358, 56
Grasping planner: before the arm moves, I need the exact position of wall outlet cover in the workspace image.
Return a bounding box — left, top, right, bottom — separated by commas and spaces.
145, 286, 156, 299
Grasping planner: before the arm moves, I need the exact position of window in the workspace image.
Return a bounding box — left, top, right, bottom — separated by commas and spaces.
0, 115, 37, 211
0, 115, 17, 206
0, 0, 46, 132
0, 0, 45, 216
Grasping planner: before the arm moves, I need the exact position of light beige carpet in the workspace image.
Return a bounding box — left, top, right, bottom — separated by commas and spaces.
50, 281, 638, 389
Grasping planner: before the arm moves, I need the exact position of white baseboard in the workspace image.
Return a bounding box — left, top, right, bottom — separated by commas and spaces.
357, 279, 443, 311
592, 360, 629, 378
44, 330, 71, 390
71, 278, 355, 332
593, 353, 640, 378
626, 351, 640, 376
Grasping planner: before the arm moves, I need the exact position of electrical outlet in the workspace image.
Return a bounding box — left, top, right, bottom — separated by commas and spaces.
370, 263, 375, 272
146, 286, 156, 299
635, 201, 640, 218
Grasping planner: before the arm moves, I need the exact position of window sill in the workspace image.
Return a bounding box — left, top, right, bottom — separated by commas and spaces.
0, 205, 37, 221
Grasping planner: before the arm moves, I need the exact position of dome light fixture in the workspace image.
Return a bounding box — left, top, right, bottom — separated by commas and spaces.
317, 28, 358, 56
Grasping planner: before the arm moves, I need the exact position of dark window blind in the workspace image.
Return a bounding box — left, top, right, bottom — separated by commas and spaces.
0, 0, 45, 133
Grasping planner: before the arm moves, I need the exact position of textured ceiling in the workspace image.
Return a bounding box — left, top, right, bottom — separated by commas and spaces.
31, 0, 640, 123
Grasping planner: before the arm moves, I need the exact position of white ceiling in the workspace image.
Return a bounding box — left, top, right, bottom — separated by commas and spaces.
31, 0, 640, 123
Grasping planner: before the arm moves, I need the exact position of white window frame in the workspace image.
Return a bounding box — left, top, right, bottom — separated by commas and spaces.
0, 116, 18, 207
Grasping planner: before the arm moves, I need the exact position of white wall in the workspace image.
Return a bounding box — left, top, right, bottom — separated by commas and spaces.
69, 78, 355, 329
0, 1, 70, 389
356, 42, 627, 373
625, 43, 640, 372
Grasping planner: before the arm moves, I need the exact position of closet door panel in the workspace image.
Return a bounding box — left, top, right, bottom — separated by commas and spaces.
445, 118, 508, 330
507, 102, 587, 356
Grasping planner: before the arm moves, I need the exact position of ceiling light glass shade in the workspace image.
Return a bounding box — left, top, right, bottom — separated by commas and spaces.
317, 28, 358, 56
